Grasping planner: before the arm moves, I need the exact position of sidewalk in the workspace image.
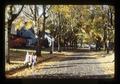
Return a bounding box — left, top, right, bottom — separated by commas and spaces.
5, 50, 64, 75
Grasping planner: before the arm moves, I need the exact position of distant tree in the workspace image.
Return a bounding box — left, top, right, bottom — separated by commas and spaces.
46, 5, 114, 52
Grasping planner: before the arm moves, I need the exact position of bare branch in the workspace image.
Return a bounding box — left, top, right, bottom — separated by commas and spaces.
36, 6, 39, 17
29, 5, 34, 16
23, 10, 34, 19
23, 12, 34, 21
12, 5, 24, 21
46, 5, 52, 12
34, 5, 37, 22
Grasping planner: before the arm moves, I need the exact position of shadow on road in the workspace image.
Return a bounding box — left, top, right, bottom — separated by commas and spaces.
9, 62, 23, 64
11, 73, 114, 79
38, 61, 113, 70
45, 56, 99, 62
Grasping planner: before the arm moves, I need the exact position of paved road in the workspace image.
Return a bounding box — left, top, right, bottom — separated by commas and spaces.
6, 51, 114, 79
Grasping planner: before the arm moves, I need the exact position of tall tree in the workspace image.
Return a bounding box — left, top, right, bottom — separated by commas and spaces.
22, 5, 51, 56
5, 5, 24, 64
47, 5, 114, 51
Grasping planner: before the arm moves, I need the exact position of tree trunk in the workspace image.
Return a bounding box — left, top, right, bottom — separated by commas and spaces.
5, 24, 9, 63
66, 40, 68, 50
103, 26, 107, 51
57, 13, 61, 52
7, 23, 12, 64
36, 30, 42, 56
80, 38, 83, 48
63, 39, 65, 51
75, 41, 77, 49
72, 41, 74, 50
42, 5, 46, 38
6, 5, 13, 64
5, 5, 24, 64
34, 5, 37, 26
58, 36, 61, 52
106, 40, 110, 54
36, 19, 41, 56
50, 38, 54, 54
36, 5, 46, 56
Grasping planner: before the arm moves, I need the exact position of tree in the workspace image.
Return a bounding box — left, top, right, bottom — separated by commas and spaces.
48, 5, 73, 51
46, 5, 114, 52
22, 5, 51, 56
5, 5, 24, 64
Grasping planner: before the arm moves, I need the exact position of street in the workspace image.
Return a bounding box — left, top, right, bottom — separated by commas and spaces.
6, 51, 114, 79
5, 5, 115, 80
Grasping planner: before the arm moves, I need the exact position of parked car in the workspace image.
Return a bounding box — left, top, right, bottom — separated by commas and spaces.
90, 44, 96, 50
82, 44, 90, 50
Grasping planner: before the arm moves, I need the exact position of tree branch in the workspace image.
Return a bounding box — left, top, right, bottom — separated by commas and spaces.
23, 10, 34, 19
12, 5, 24, 21
36, 6, 39, 17
46, 5, 52, 12
23, 12, 34, 21
29, 5, 34, 16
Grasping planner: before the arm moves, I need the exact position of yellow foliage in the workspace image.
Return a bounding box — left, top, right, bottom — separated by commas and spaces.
51, 5, 71, 18
98, 17, 102, 20
15, 19, 23, 30
25, 20, 33, 30
15, 23, 20, 31
81, 28, 86, 33
15, 18, 33, 30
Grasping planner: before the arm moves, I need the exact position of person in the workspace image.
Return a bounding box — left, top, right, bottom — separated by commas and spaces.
24, 51, 31, 66
24, 51, 37, 68
31, 52, 37, 67
24, 51, 33, 67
